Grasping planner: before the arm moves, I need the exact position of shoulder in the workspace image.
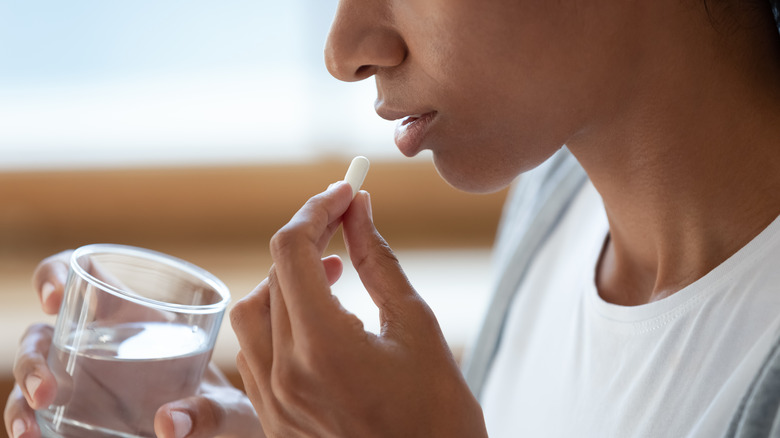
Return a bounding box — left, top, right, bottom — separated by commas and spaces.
726, 330, 780, 437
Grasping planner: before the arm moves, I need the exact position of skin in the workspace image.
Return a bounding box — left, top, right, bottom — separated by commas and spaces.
232, 0, 780, 434
324, 0, 780, 304
231, 185, 486, 437
326, 0, 643, 193
8, 0, 780, 436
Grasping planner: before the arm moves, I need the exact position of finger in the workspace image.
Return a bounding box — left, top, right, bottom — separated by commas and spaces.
322, 254, 344, 286
32, 251, 72, 314
266, 255, 342, 352
12, 324, 57, 410
236, 350, 265, 418
154, 388, 262, 438
269, 181, 354, 332
4, 385, 41, 438
267, 267, 293, 355
313, 182, 357, 251
342, 192, 421, 330
230, 279, 273, 398
295, 182, 354, 257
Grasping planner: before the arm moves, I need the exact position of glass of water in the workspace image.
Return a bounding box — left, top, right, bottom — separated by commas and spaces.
35, 244, 231, 438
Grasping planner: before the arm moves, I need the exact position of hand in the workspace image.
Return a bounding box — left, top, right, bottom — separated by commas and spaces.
230, 182, 487, 437
4, 251, 264, 438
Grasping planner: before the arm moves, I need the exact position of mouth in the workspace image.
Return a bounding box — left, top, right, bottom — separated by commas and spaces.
394, 111, 437, 157
401, 114, 425, 126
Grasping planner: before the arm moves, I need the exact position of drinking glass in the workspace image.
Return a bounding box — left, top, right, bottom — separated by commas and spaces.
35, 244, 230, 438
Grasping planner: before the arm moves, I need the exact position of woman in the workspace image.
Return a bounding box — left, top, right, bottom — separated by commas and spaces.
8, 0, 780, 436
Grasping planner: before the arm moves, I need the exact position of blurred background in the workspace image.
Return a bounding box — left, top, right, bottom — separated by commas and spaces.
0, 1, 506, 435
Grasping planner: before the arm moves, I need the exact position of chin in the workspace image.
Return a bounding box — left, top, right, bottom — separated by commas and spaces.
429, 141, 560, 194
431, 153, 517, 194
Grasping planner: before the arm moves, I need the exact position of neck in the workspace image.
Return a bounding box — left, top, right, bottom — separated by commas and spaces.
568, 4, 780, 306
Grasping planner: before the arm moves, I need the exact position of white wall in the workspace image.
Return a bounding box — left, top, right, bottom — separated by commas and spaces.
0, 0, 399, 170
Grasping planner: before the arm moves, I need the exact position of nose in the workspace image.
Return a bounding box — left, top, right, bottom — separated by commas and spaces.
324, 0, 407, 82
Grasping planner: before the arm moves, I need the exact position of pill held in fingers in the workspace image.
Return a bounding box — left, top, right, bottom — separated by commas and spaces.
344, 156, 370, 199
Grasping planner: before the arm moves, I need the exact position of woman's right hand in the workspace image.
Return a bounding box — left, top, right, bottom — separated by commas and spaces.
4, 251, 264, 438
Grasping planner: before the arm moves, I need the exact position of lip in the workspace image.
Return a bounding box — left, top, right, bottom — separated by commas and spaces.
393, 111, 437, 157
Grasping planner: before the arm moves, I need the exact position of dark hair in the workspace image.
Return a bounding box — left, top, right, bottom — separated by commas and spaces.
764, 0, 780, 32
703, 0, 780, 33
773, 0, 780, 30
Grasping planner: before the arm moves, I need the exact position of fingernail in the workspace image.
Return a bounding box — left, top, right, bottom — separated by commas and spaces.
41, 282, 56, 305
12, 418, 26, 438
25, 375, 42, 400
365, 192, 373, 221
171, 410, 192, 438
328, 180, 350, 191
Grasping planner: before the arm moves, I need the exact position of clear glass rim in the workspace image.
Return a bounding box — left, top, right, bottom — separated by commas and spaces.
70, 243, 230, 315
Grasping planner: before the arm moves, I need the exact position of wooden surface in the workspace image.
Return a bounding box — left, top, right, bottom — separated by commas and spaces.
0, 160, 506, 252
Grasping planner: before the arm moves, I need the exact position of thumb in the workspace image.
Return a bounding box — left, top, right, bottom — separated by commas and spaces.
342, 191, 428, 330
154, 391, 262, 438
155, 404, 194, 438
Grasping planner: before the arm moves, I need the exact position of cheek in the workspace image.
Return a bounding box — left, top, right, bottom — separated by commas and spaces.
412, 44, 582, 192
397, 2, 623, 191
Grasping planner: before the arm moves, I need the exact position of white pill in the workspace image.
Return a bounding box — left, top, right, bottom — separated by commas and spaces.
344, 156, 370, 199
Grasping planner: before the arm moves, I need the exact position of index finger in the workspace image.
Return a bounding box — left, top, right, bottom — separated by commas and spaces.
32, 251, 72, 314
13, 324, 57, 410
268, 181, 353, 332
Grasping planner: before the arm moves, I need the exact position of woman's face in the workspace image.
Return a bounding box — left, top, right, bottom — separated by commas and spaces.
325, 0, 642, 192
